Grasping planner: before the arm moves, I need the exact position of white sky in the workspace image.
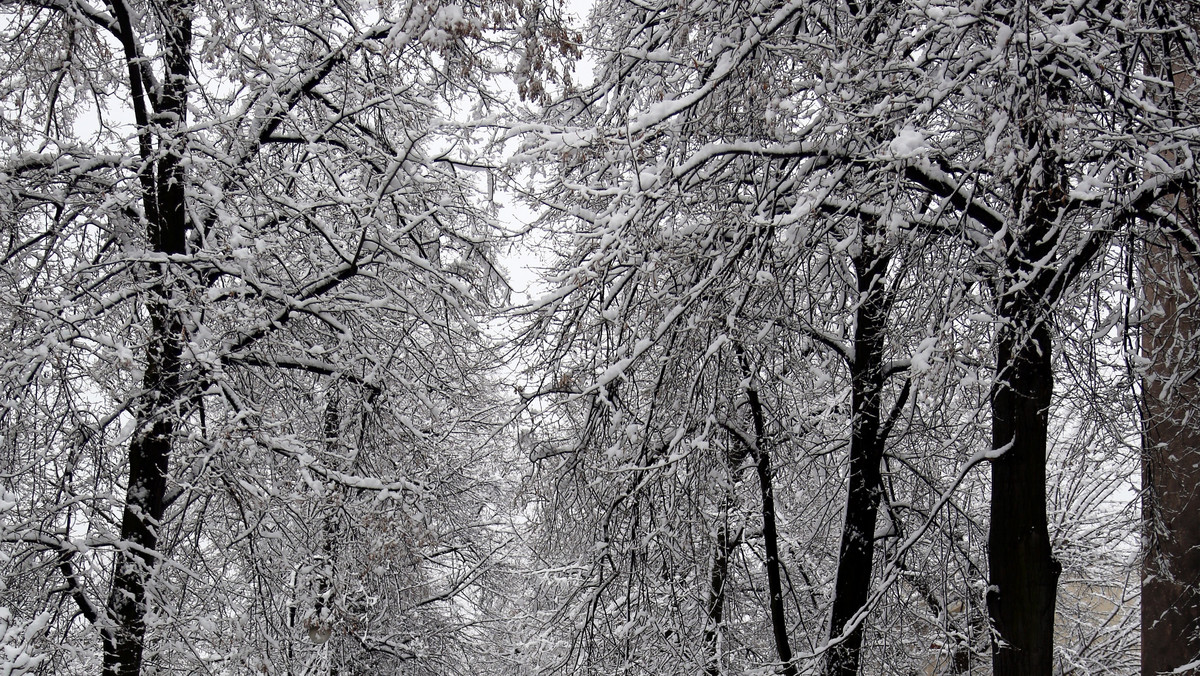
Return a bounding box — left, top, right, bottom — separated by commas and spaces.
499, 0, 595, 306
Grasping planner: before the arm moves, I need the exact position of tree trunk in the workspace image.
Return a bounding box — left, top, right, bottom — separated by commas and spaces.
987, 318, 1060, 675
1142, 30, 1200, 675
704, 410, 754, 676
1142, 231, 1200, 675
823, 246, 889, 676
728, 342, 798, 676
746, 384, 798, 676
983, 71, 1073, 673
103, 2, 191, 673
753, 445, 798, 676
702, 498, 738, 676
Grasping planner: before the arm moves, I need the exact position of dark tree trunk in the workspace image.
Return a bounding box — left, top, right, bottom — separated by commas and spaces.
983, 78, 1075, 674
1142, 230, 1200, 676
987, 318, 1060, 675
1142, 25, 1200, 672
728, 343, 797, 676
702, 499, 738, 676
103, 2, 192, 673
823, 246, 889, 676
747, 385, 798, 676
753, 444, 797, 676
704, 418, 752, 676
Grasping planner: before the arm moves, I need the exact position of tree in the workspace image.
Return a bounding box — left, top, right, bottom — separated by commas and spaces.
0, 0, 564, 672
788, 2, 1193, 671
936, 4, 1198, 671
1139, 4, 1200, 671
514, 2, 991, 674
517, 1, 1197, 675
0, 0, 1193, 673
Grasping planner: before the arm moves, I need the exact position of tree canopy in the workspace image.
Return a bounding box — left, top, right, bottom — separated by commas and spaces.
1, 0, 1198, 674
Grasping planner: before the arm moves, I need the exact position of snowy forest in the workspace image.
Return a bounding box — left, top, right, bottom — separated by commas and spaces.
2, 0, 1200, 674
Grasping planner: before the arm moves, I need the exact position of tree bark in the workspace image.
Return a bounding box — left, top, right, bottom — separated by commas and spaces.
987, 318, 1060, 675
823, 243, 889, 676
1142, 222, 1200, 676
729, 344, 798, 676
1142, 26, 1200, 674
983, 61, 1073, 672
702, 498, 739, 676
103, 1, 192, 673
748, 385, 798, 676
753, 443, 798, 675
